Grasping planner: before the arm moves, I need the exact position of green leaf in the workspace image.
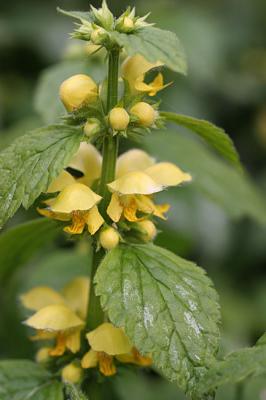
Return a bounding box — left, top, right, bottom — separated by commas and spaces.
0, 360, 63, 400
65, 383, 88, 400
34, 60, 104, 124
0, 124, 83, 228
95, 244, 220, 395
197, 334, 266, 396
57, 8, 93, 23
161, 111, 241, 169
111, 27, 187, 74
0, 219, 61, 283
143, 131, 266, 224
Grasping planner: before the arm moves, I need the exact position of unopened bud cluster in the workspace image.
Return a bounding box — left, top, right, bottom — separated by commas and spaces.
72, 1, 153, 45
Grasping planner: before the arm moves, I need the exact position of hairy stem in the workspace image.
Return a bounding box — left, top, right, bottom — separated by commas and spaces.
86, 48, 120, 332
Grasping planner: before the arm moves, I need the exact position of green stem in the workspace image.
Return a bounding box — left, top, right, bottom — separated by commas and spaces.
86, 48, 120, 331
99, 47, 120, 214
86, 249, 105, 330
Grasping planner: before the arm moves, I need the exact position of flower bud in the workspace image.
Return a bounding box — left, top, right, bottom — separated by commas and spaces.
91, 1, 114, 31
59, 74, 98, 112
130, 102, 156, 127
84, 118, 101, 138
109, 107, 130, 131
100, 227, 120, 250
90, 27, 109, 45
61, 363, 83, 384
138, 220, 157, 241
35, 347, 51, 363
116, 16, 135, 33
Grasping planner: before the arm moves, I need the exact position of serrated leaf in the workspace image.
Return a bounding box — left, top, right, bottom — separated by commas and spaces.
34, 60, 105, 124
111, 27, 187, 74
143, 131, 266, 224
0, 360, 63, 400
197, 334, 266, 396
57, 8, 93, 24
0, 219, 61, 283
161, 112, 241, 169
0, 124, 83, 228
95, 244, 220, 395
65, 383, 88, 400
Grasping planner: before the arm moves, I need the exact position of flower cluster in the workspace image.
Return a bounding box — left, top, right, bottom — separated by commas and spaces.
21, 277, 151, 383
37, 52, 191, 250
39, 143, 191, 248
30, 4, 192, 385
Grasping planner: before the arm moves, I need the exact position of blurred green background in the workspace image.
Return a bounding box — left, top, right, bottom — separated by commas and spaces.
0, 0, 266, 398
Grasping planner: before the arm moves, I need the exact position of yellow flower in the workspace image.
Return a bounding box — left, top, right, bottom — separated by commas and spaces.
109, 107, 130, 131
81, 323, 151, 376
22, 277, 89, 357
35, 347, 52, 363
122, 54, 170, 96
59, 74, 98, 112
39, 183, 104, 235
130, 102, 156, 127
46, 142, 102, 193
47, 170, 76, 194
68, 142, 102, 187
61, 363, 83, 384
137, 220, 157, 241
99, 226, 120, 250
107, 150, 192, 223
84, 118, 101, 138
135, 72, 172, 97
116, 149, 155, 178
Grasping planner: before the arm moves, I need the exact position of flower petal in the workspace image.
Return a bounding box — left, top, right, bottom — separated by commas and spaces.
20, 287, 65, 311
145, 162, 192, 187
135, 73, 171, 96
122, 54, 163, 94
81, 349, 98, 369
62, 277, 90, 320
98, 353, 116, 376
24, 304, 84, 332
107, 193, 123, 222
47, 170, 76, 193
64, 212, 86, 235
108, 171, 163, 195
116, 149, 155, 178
66, 329, 82, 353
117, 348, 152, 366
86, 323, 132, 355
37, 207, 71, 222
69, 142, 102, 186
51, 183, 102, 214
86, 206, 104, 235
135, 195, 170, 219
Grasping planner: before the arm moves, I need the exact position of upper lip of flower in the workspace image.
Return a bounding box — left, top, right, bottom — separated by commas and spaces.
21, 276, 90, 326
49, 183, 102, 214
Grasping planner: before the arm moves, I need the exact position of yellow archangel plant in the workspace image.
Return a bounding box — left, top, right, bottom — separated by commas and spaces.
0, 0, 246, 398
